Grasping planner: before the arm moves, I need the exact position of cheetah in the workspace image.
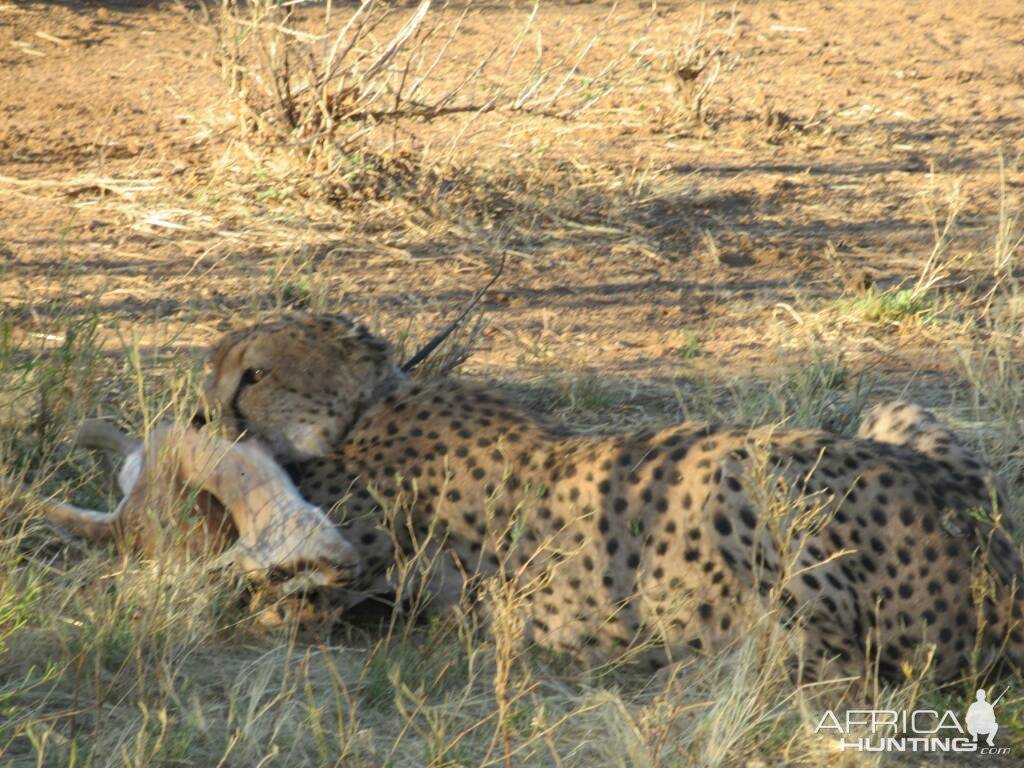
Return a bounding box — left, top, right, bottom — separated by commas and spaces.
19, 313, 1023, 680
187, 312, 1024, 681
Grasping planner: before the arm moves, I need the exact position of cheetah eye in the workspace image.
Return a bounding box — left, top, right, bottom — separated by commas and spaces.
240, 368, 267, 387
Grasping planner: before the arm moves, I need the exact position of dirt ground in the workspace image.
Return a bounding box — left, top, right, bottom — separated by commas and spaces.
1, 1, 1024, 765
3, 0, 1021, 392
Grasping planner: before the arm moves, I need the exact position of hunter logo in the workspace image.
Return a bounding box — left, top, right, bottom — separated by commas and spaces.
965, 689, 999, 747
815, 688, 1010, 754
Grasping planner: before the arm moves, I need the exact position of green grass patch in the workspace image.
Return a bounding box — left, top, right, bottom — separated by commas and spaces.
842, 287, 934, 324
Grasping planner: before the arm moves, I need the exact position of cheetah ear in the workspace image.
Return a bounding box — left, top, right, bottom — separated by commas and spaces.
401, 255, 505, 373
335, 323, 395, 373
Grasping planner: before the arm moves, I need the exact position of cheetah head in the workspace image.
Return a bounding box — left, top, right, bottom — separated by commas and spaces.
201, 313, 405, 461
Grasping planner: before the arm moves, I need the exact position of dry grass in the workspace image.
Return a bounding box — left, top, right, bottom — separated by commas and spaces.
3, 1, 1024, 765
4, 255, 1024, 765
188, 0, 655, 170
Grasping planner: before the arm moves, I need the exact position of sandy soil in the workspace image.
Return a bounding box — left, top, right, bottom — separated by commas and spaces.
1, 0, 1022, 394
